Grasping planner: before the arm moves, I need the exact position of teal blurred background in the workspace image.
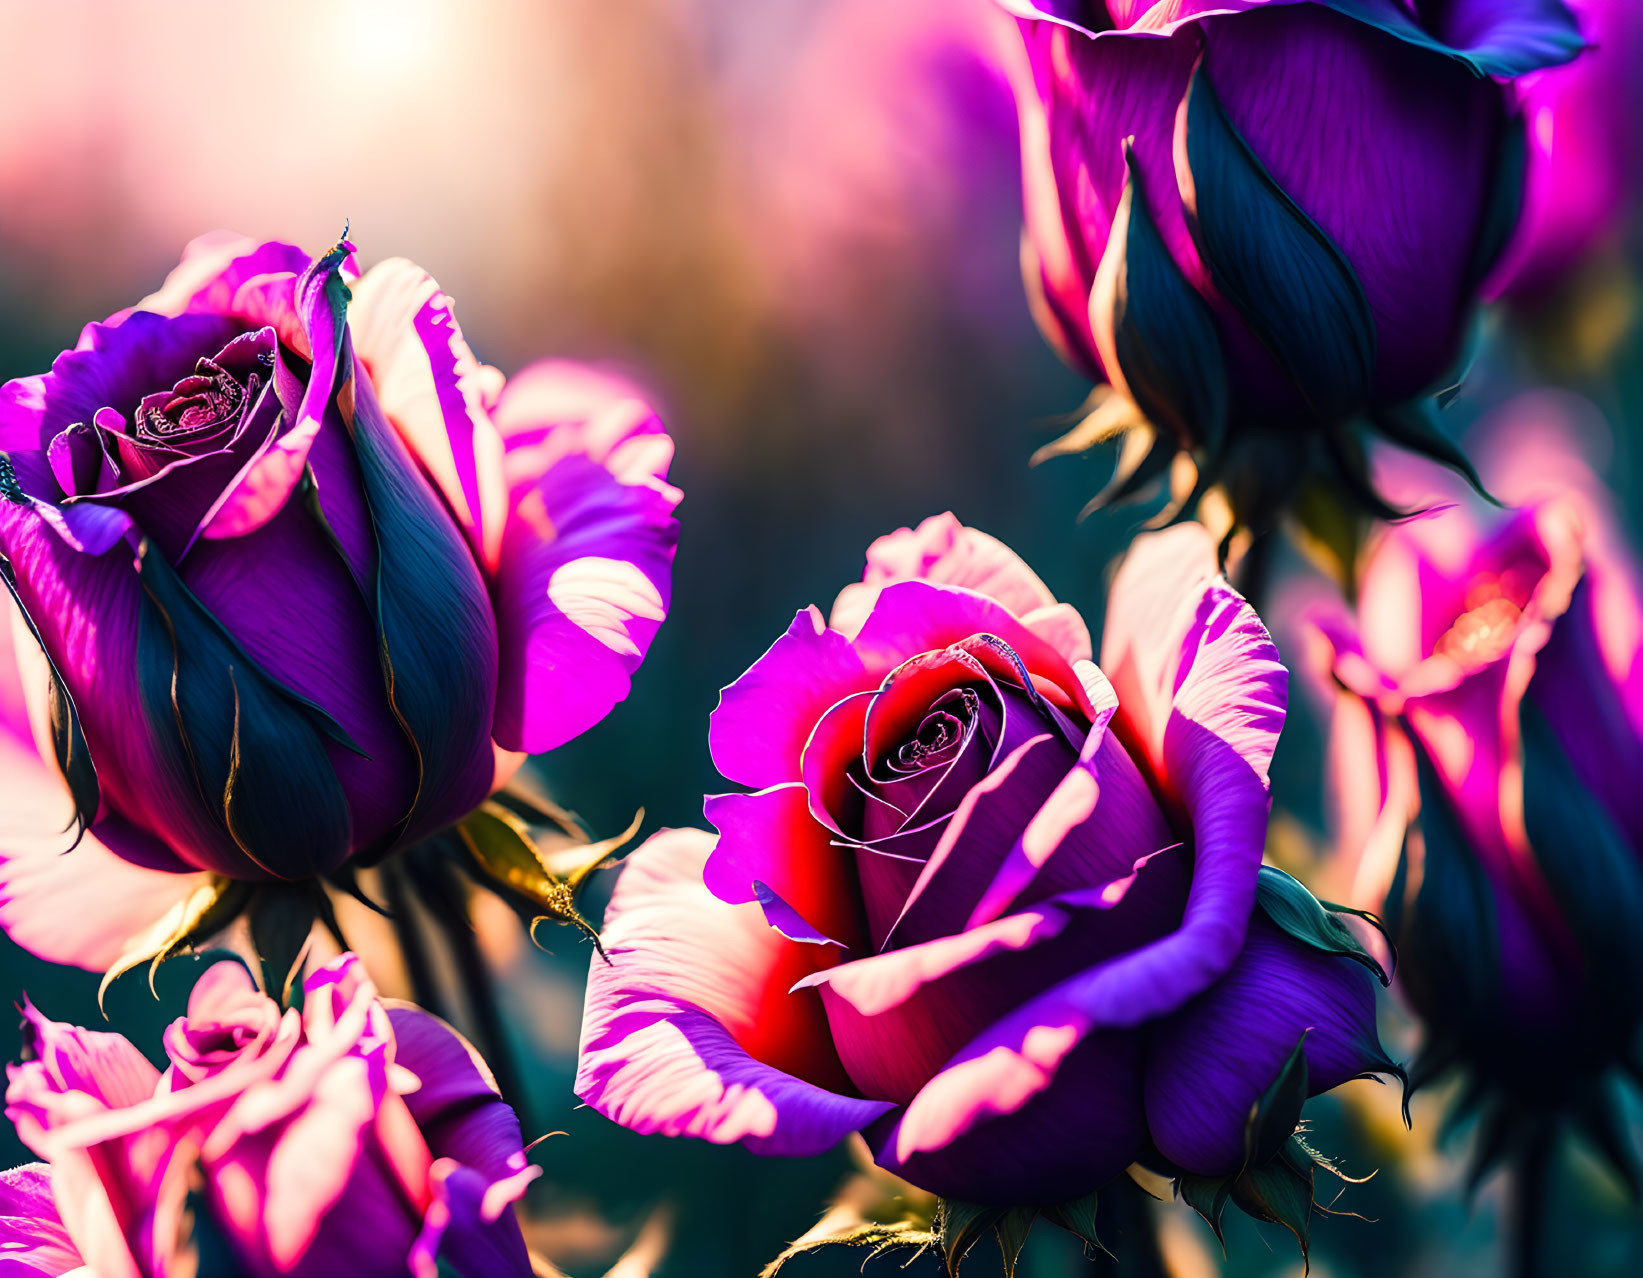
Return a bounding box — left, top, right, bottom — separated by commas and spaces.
1, 1, 1640, 1274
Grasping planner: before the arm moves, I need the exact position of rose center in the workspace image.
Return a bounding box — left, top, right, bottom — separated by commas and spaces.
1433, 574, 1531, 671
135, 356, 253, 442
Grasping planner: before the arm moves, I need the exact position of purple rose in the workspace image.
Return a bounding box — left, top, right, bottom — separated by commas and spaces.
1306, 406, 1643, 1133
577, 515, 1398, 1209
0, 233, 680, 968
2, 954, 538, 1277
1000, 0, 1582, 522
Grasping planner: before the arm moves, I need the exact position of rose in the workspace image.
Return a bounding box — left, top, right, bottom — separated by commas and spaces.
0, 232, 680, 968
1305, 406, 1643, 1122
577, 514, 1397, 1206
1492, 0, 1643, 300
998, 0, 1582, 523
2, 953, 539, 1277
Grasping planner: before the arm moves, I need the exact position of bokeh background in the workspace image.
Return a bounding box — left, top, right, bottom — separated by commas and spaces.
2, 1, 1641, 1274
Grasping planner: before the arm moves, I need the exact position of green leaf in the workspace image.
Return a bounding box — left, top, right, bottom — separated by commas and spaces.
993, 1207, 1037, 1278
1246, 1035, 1309, 1169
1177, 1174, 1232, 1246
937, 1200, 1005, 1276
761, 1221, 936, 1278
98, 876, 254, 1010
1520, 696, 1643, 1008
1042, 1191, 1103, 1251
1255, 865, 1389, 984
458, 802, 640, 960
1405, 735, 1503, 1029
1372, 399, 1496, 506
135, 539, 359, 878
1230, 1139, 1317, 1264
248, 883, 323, 1005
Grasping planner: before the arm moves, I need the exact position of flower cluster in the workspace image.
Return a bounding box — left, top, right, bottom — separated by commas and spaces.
0, 0, 1633, 1266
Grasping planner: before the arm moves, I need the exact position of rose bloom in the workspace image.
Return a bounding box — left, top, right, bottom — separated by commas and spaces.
1305, 404, 1643, 1114
0, 232, 680, 968
999, 0, 1583, 518
2, 954, 539, 1278
1493, 0, 1643, 301
577, 514, 1396, 1202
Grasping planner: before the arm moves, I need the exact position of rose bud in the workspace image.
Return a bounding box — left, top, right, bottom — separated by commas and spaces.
999, 0, 1583, 536
1305, 408, 1643, 1195
577, 515, 1400, 1257
0, 233, 680, 971
2, 954, 540, 1277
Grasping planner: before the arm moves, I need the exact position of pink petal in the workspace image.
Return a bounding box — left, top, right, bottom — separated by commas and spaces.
576, 829, 889, 1155
349, 258, 509, 575
0, 621, 205, 969
828, 514, 1090, 661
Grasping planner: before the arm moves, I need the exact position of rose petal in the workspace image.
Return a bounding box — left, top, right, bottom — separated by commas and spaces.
576, 829, 887, 1155
1143, 916, 1395, 1175
709, 607, 872, 790
349, 258, 510, 576
828, 514, 1090, 661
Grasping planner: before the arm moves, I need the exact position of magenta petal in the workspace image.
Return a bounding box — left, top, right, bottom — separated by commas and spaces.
850, 580, 1094, 719
577, 829, 888, 1155
12, 1004, 161, 1118
1144, 916, 1393, 1175
710, 607, 872, 789
703, 784, 864, 949
129, 232, 314, 321
491, 456, 679, 756
350, 258, 509, 575
0, 1163, 84, 1275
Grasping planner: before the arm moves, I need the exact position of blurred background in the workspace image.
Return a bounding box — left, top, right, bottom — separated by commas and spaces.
1, 0, 1640, 1274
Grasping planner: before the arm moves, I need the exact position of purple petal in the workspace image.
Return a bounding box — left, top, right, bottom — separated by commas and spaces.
407, 1159, 536, 1278
1196, 4, 1506, 399
127, 232, 315, 321
850, 580, 1095, 720
881, 732, 1075, 950
387, 1007, 529, 1184
868, 1027, 1145, 1204
0, 312, 240, 455
1143, 916, 1395, 1175
968, 712, 1175, 926
798, 872, 1178, 1108
828, 514, 1088, 661
176, 475, 416, 854
576, 829, 889, 1155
